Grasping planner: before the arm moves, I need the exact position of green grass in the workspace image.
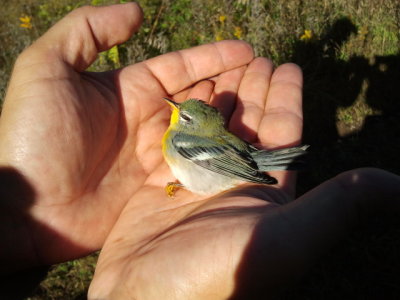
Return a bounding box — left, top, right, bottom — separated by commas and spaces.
27, 254, 98, 300
1, 0, 399, 299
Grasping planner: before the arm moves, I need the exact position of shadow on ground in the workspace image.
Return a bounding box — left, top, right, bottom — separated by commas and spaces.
287, 17, 400, 299
294, 17, 400, 193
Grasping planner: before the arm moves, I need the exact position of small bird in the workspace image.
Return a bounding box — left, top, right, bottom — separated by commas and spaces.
162, 98, 308, 196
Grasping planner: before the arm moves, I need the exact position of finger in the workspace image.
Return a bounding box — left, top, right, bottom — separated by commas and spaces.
170, 87, 192, 103
210, 66, 247, 122
229, 58, 275, 142
142, 40, 254, 95
253, 64, 302, 195
185, 80, 215, 103
19, 3, 143, 71
166, 80, 215, 104
258, 63, 303, 148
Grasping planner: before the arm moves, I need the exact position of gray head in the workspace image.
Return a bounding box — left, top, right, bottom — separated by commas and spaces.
164, 98, 225, 133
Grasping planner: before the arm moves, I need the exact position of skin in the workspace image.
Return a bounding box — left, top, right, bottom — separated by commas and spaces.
0, 3, 399, 299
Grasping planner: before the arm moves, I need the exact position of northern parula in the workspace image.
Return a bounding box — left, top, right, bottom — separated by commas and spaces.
162, 98, 308, 196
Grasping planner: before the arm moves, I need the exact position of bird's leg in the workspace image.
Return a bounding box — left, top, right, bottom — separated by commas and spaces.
165, 182, 184, 197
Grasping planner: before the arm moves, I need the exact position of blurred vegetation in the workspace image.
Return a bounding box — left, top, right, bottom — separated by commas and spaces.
26, 255, 98, 300
1, 0, 399, 299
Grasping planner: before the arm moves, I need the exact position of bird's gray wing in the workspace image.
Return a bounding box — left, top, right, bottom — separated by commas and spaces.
172, 133, 276, 184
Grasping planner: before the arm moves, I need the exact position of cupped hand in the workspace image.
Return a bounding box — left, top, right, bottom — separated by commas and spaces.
86, 43, 308, 297
86, 11, 400, 300
2, 3, 399, 298
0, 3, 254, 267
88, 56, 400, 298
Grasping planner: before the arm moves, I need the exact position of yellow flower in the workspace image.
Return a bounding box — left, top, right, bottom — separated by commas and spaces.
300, 29, 312, 41
234, 26, 242, 39
219, 15, 226, 24
20, 15, 32, 29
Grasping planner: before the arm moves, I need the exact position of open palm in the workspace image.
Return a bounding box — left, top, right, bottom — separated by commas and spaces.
0, 4, 256, 266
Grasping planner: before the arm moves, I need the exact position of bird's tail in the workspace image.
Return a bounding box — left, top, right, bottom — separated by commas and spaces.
253, 145, 309, 171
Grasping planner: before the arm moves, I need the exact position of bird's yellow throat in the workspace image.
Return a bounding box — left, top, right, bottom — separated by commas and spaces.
169, 106, 179, 126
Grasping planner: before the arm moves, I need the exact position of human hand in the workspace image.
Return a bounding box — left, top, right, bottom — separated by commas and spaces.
1, 3, 399, 298
88, 52, 400, 299
0, 3, 254, 270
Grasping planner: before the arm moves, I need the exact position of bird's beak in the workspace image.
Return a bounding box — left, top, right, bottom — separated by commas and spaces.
163, 97, 180, 110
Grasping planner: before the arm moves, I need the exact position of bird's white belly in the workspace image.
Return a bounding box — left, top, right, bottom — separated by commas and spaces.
169, 158, 241, 195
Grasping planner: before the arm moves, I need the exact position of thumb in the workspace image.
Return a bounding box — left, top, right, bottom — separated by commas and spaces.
22, 3, 143, 71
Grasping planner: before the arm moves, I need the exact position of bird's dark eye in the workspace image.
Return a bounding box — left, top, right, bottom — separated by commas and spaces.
180, 112, 192, 123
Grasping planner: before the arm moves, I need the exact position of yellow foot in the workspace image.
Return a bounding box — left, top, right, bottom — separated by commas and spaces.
165, 182, 183, 197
